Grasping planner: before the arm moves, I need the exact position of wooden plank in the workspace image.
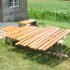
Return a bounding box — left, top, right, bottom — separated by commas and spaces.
16, 27, 41, 40
28, 28, 60, 49
37, 29, 65, 50
1, 26, 20, 32
18, 19, 36, 25
2, 26, 29, 37
20, 27, 57, 46
19, 27, 52, 46
13, 27, 39, 39
8, 26, 38, 38
16, 28, 43, 40
15, 28, 44, 45
5, 26, 37, 37
41, 29, 70, 51
8, 26, 38, 39
15, 26, 51, 45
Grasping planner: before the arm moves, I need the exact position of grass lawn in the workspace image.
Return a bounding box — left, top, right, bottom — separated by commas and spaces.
0, 20, 70, 70
0, 0, 70, 70
28, 0, 70, 22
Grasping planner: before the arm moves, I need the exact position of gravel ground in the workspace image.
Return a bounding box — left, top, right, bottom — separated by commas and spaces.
0, 22, 19, 28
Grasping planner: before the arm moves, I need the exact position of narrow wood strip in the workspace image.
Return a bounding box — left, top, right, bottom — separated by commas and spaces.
21, 27, 57, 46
42, 29, 70, 51
8, 26, 38, 39
29, 28, 60, 49
16, 27, 41, 40
38, 29, 65, 50
16, 28, 43, 40
20, 27, 52, 46
8, 26, 38, 38
13, 28, 40, 39
15, 28, 45, 45
3, 26, 30, 37
1, 26, 19, 32
15, 26, 51, 45
4, 26, 37, 37
15, 28, 44, 45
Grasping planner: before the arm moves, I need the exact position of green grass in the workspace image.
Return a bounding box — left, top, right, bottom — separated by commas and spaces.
0, 35, 70, 70
0, 0, 70, 70
0, 20, 70, 70
28, 0, 70, 22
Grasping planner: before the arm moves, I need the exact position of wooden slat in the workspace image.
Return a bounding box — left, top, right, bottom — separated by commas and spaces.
3, 25, 69, 52
3, 26, 29, 37
1, 26, 20, 32
20, 27, 57, 46
28, 28, 60, 49
8, 26, 38, 39
41, 29, 70, 51
13, 27, 40, 39
15, 28, 45, 45
16, 27, 42, 40
18, 19, 36, 25
8, 26, 38, 38
5, 26, 37, 37
16, 28, 43, 40
37, 29, 65, 50
15, 26, 51, 45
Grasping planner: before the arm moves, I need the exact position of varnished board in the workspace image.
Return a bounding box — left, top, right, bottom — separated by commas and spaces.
19, 27, 57, 46
16, 28, 70, 51
1, 26, 20, 32
15, 26, 51, 45
8, 26, 38, 39
3, 26, 29, 37
28, 27, 60, 49
37, 29, 65, 50
16, 27, 50, 40
16, 27, 42, 40
5, 26, 37, 37
42, 29, 70, 51
18, 19, 36, 25
3, 25, 69, 52
12, 27, 40, 39
15, 28, 45, 45
22, 27, 58, 46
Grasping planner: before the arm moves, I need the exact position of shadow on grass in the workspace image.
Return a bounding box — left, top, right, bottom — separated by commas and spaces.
10, 45, 70, 67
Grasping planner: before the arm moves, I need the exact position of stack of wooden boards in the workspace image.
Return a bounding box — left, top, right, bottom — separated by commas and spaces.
0, 26, 20, 39
1, 25, 70, 51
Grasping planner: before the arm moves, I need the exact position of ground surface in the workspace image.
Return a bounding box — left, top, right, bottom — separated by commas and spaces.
0, 38, 70, 70
0, 22, 18, 28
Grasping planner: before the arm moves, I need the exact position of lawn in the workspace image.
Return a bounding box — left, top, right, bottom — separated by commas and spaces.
0, 0, 70, 70
28, 0, 70, 22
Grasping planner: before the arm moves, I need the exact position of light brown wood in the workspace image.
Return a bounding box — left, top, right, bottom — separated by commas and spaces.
15, 26, 51, 45
16, 28, 43, 41
1, 26, 20, 32
42, 29, 70, 51
18, 19, 36, 25
5, 26, 37, 37
15, 28, 47, 45
3, 26, 28, 37
38, 29, 65, 50
16, 27, 40, 40
8, 26, 38, 39
29, 28, 60, 49
13, 27, 39, 39
20, 26, 54, 46
2, 25, 70, 52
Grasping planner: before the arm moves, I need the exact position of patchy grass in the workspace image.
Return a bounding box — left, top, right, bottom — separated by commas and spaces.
28, 0, 70, 22
0, 20, 70, 70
